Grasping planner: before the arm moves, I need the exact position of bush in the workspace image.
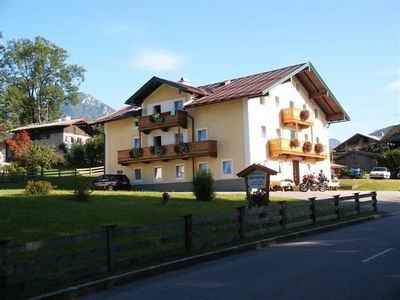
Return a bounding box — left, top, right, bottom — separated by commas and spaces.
25, 180, 53, 195
192, 169, 215, 201
73, 182, 92, 201
247, 190, 269, 208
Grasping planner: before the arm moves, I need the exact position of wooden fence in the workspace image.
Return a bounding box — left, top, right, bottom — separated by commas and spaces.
0, 192, 378, 298
0, 166, 104, 182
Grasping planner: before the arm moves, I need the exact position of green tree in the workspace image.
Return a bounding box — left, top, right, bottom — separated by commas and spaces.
84, 135, 104, 167
26, 141, 65, 175
0, 36, 85, 126
380, 149, 400, 178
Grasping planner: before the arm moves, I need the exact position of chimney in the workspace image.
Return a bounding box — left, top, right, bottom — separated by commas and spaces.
178, 77, 191, 86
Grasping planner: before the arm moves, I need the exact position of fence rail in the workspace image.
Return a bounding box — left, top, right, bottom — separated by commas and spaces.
0, 192, 378, 299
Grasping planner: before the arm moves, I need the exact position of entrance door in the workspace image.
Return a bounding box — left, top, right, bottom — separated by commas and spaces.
293, 160, 300, 185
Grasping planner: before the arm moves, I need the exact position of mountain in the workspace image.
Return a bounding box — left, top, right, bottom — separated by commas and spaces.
369, 125, 394, 138
329, 138, 341, 149
60, 92, 115, 121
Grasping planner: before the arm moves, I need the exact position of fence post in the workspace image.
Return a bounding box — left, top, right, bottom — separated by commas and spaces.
309, 197, 316, 225
236, 206, 246, 240
354, 193, 360, 215
280, 201, 287, 229
334, 195, 341, 219
183, 215, 193, 253
58, 169, 61, 177
105, 225, 116, 273
0, 240, 8, 300
74, 169, 77, 177
372, 191, 378, 212
89, 168, 92, 176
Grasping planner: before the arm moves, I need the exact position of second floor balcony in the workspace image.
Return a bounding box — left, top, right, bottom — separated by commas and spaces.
138, 110, 188, 134
281, 108, 314, 129
268, 138, 328, 161
117, 140, 217, 165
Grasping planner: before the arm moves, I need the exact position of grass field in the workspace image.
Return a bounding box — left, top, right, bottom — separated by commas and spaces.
340, 179, 400, 191
0, 188, 296, 245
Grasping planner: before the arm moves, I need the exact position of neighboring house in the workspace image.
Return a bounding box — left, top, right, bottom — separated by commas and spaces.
334, 150, 383, 172
0, 124, 8, 169
99, 62, 349, 191
379, 124, 400, 149
11, 117, 93, 151
333, 133, 381, 152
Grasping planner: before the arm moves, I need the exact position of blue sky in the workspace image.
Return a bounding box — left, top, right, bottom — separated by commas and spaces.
1, 0, 399, 141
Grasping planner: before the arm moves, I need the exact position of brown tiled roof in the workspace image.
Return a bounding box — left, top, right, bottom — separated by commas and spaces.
380, 124, 400, 143
189, 63, 306, 107
92, 105, 141, 124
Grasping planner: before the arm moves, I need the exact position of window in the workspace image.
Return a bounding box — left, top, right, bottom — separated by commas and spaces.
261, 126, 267, 138
289, 101, 294, 108
290, 130, 296, 140
175, 133, 184, 144
153, 167, 162, 180
260, 97, 265, 105
314, 108, 319, 119
133, 121, 139, 128
303, 104, 307, 110
153, 105, 161, 114
116, 169, 123, 175
153, 136, 161, 146
316, 137, 320, 143
198, 162, 208, 171
175, 165, 184, 179
304, 134, 309, 141
276, 129, 282, 138
222, 160, 233, 176
133, 137, 140, 148
275, 96, 280, 107
174, 100, 184, 111
278, 162, 283, 173
134, 168, 142, 182
296, 83, 301, 91
197, 128, 208, 141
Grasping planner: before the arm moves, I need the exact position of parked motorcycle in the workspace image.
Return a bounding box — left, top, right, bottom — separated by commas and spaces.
299, 174, 327, 192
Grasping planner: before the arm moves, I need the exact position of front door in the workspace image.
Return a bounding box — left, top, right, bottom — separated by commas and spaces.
293, 160, 300, 185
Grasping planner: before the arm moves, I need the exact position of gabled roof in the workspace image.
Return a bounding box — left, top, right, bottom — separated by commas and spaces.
125, 62, 349, 123
11, 118, 90, 132
379, 124, 400, 143
335, 149, 384, 160
237, 163, 278, 177
333, 133, 381, 151
92, 105, 141, 124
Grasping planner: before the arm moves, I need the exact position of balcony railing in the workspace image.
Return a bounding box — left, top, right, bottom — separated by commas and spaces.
118, 140, 217, 164
281, 108, 314, 129
138, 110, 188, 133
268, 138, 328, 161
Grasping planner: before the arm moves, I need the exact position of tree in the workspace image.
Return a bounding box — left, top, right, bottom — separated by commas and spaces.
5, 130, 31, 161
380, 149, 400, 178
0, 36, 85, 126
25, 141, 65, 174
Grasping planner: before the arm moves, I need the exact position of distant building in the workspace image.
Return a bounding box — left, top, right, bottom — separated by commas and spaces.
334, 150, 383, 173
333, 133, 380, 152
0, 124, 7, 167
11, 117, 93, 152
379, 124, 400, 150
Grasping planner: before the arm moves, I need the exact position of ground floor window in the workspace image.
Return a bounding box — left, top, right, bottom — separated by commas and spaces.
153, 167, 162, 180
198, 162, 208, 171
134, 168, 142, 182
175, 165, 184, 179
221, 160, 233, 176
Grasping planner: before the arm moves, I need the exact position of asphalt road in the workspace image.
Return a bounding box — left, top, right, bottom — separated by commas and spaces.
85, 214, 400, 300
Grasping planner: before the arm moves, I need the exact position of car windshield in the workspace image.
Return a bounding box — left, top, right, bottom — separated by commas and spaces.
372, 167, 387, 172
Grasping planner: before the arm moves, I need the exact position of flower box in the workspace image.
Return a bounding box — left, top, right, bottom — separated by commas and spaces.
289, 139, 300, 148
314, 143, 324, 154
300, 110, 310, 121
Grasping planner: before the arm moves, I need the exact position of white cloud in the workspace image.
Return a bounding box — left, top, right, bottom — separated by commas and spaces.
386, 81, 400, 90
133, 50, 186, 72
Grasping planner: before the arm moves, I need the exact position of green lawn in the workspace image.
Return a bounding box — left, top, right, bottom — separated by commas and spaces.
0, 189, 295, 245
339, 179, 400, 191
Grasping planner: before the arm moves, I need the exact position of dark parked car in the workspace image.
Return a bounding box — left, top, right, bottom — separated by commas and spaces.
91, 174, 131, 190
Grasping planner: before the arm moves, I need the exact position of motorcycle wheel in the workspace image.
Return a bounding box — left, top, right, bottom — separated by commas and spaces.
299, 183, 309, 192
319, 185, 327, 192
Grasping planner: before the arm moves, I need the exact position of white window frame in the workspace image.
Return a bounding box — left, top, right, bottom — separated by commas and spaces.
133, 168, 143, 183
197, 162, 209, 171
221, 159, 233, 177
175, 164, 185, 180
275, 96, 280, 107
153, 166, 163, 181
196, 128, 208, 141
276, 128, 282, 138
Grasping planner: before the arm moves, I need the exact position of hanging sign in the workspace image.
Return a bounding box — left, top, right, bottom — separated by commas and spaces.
247, 171, 267, 189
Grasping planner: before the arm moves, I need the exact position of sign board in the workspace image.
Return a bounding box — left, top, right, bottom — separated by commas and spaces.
247, 171, 267, 189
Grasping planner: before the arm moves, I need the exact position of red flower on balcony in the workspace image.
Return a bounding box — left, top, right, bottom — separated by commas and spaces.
302, 141, 312, 153
300, 110, 310, 121
314, 143, 324, 154
289, 139, 300, 148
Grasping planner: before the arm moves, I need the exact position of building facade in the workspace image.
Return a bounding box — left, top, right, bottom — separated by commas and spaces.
102, 62, 349, 191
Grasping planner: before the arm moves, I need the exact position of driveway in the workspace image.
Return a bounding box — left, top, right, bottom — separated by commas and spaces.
272, 190, 400, 214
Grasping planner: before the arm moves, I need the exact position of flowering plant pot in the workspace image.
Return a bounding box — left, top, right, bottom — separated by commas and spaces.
150, 145, 165, 156
314, 143, 324, 154
162, 191, 170, 204
300, 110, 310, 121
289, 139, 300, 148
302, 141, 313, 153
151, 113, 164, 123
130, 147, 143, 158
174, 142, 189, 154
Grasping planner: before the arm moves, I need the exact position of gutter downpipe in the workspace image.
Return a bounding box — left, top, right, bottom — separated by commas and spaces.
186, 112, 195, 179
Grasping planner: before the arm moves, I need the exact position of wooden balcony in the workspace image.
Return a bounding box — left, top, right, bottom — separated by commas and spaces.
138, 110, 188, 134
268, 138, 328, 161
118, 140, 217, 165
281, 108, 313, 129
